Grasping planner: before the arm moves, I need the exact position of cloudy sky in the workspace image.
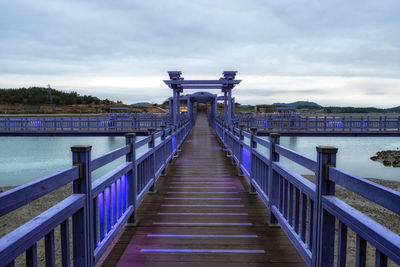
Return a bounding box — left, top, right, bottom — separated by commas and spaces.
1, 0, 399, 107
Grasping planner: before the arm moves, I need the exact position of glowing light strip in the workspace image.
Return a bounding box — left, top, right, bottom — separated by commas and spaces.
147, 234, 258, 238
164, 197, 241, 200
161, 204, 244, 207
172, 178, 233, 180
167, 192, 239, 194
172, 182, 235, 184
158, 212, 248, 216
153, 222, 252, 226
169, 186, 236, 189
140, 249, 265, 253
171, 174, 232, 176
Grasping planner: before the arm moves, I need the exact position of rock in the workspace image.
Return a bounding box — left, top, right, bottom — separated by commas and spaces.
370, 150, 400, 168
383, 160, 392, 166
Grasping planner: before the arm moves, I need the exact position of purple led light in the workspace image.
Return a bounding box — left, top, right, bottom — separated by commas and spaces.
164, 197, 241, 200
167, 192, 239, 194
172, 182, 234, 184
171, 174, 232, 176
153, 222, 252, 226
161, 204, 244, 207
168, 186, 236, 189
147, 234, 258, 238
140, 249, 265, 253
157, 212, 248, 216
172, 178, 233, 180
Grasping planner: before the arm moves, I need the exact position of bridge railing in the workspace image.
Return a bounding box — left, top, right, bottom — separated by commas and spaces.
231, 114, 400, 132
0, 119, 192, 266
215, 119, 400, 267
0, 114, 170, 132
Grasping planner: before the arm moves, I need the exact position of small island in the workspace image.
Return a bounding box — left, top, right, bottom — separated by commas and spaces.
370, 150, 400, 167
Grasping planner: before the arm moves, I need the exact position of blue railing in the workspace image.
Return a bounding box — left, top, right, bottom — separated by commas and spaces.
232, 114, 400, 132
0, 119, 191, 266
0, 113, 171, 132
215, 119, 400, 267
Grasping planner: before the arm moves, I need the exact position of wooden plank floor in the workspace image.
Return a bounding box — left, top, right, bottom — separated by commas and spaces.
101, 113, 306, 267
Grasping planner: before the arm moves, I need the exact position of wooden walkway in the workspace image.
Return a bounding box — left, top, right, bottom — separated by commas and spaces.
101, 113, 306, 267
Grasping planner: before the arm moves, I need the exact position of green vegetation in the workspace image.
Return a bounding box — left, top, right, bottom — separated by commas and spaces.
0, 87, 114, 105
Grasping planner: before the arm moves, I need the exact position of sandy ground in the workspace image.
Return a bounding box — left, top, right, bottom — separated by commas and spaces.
1, 178, 399, 266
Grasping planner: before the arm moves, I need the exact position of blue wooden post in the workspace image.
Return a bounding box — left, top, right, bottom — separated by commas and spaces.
125, 133, 137, 224
71, 145, 93, 267
249, 127, 257, 194
160, 125, 168, 176
313, 146, 338, 267
148, 128, 156, 193
268, 133, 280, 226
238, 124, 245, 176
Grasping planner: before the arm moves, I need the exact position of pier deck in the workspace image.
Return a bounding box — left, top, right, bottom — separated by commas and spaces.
101, 113, 306, 266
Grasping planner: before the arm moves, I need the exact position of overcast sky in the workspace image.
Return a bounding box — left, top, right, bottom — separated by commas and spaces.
1, 0, 399, 107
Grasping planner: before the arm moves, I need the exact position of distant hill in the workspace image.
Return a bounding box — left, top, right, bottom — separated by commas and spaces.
0, 87, 114, 105
273, 101, 322, 109
131, 102, 151, 107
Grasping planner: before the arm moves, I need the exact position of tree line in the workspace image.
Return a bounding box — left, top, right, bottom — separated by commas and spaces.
0, 87, 115, 105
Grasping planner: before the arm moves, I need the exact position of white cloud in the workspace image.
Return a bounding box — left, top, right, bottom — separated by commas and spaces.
0, 0, 399, 107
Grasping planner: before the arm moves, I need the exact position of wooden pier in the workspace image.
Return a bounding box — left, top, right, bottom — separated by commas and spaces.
101, 113, 306, 266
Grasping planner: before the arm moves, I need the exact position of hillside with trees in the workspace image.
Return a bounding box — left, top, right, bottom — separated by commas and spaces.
0, 87, 112, 105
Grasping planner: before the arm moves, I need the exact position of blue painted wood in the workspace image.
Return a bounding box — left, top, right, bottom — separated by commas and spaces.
294, 188, 300, 234
0, 166, 79, 216
216, 118, 400, 266
45, 230, 55, 267
105, 187, 111, 233
271, 206, 312, 266
253, 135, 270, 148
337, 222, 347, 267
91, 163, 132, 198
267, 133, 280, 225
0, 194, 84, 264
329, 167, 400, 214
26, 243, 38, 267
136, 135, 152, 148
71, 145, 94, 267
272, 162, 316, 199
91, 145, 130, 171
93, 205, 134, 264
60, 219, 70, 267
356, 234, 367, 267
300, 193, 307, 243
322, 196, 400, 264
375, 249, 388, 267
308, 199, 314, 251
314, 146, 337, 267
275, 144, 317, 172
98, 193, 105, 241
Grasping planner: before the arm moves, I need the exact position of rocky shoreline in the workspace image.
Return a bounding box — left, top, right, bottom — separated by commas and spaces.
370, 150, 400, 167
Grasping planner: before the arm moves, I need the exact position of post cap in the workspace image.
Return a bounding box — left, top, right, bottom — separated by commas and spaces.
240, 124, 245, 128
316, 146, 338, 154
125, 133, 136, 138
148, 128, 155, 133
269, 133, 281, 138
71, 145, 92, 152
250, 127, 257, 132
160, 125, 166, 129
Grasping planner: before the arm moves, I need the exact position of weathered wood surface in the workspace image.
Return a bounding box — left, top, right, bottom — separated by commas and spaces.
100, 113, 306, 266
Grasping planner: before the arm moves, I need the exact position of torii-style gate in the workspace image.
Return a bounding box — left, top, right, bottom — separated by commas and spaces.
164, 71, 241, 126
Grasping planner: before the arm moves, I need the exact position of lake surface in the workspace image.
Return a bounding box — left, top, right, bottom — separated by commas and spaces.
258, 136, 400, 181
0, 136, 146, 186
0, 136, 399, 186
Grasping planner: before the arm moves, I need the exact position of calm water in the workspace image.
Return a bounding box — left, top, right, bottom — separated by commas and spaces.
258, 136, 400, 181
0, 136, 399, 186
0, 136, 147, 186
